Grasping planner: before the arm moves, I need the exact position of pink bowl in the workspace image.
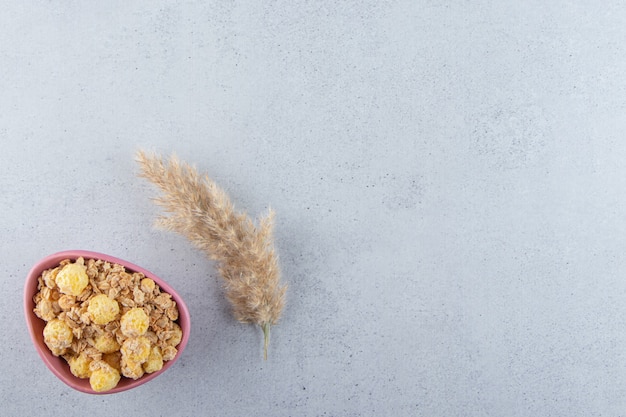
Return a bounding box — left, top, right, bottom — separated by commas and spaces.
24, 250, 190, 394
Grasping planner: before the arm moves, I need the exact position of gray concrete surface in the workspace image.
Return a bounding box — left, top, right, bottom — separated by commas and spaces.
2, 1, 626, 416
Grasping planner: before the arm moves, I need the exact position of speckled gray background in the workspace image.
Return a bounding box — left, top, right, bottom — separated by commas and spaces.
2, 1, 626, 416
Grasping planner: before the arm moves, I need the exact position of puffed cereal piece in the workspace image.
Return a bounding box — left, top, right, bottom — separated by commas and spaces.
120, 307, 149, 337
89, 361, 121, 392
55, 262, 89, 296
140, 278, 155, 293
67, 353, 92, 379
87, 294, 120, 325
94, 332, 120, 354
43, 319, 73, 356
121, 358, 145, 380
142, 346, 163, 374
120, 336, 151, 363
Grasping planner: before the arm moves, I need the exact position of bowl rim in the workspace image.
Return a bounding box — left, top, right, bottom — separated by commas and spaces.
24, 250, 190, 394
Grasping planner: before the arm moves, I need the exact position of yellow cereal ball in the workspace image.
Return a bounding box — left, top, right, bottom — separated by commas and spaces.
142, 346, 163, 374
87, 294, 120, 325
121, 358, 145, 380
55, 263, 89, 296
120, 308, 149, 337
140, 278, 155, 293
67, 353, 92, 379
120, 336, 151, 363
167, 323, 183, 347
43, 319, 73, 356
94, 332, 120, 354
89, 362, 121, 392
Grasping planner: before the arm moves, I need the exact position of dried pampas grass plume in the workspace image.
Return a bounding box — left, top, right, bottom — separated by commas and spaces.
136, 150, 286, 359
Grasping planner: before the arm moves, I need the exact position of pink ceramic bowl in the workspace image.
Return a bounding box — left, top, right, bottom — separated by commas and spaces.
24, 250, 190, 394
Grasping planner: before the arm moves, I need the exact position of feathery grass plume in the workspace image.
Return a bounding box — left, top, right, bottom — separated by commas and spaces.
136, 150, 286, 359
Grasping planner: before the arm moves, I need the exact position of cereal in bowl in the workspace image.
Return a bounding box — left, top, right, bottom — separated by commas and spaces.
32, 257, 182, 392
